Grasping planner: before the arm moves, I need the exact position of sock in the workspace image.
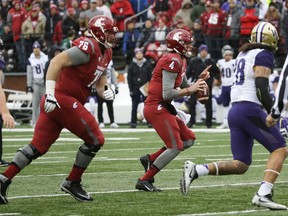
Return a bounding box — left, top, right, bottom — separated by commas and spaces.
3, 164, 21, 180
258, 181, 273, 196
140, 165, 159, 181
149, 147, 167, 162
66, 165, 86, 182
195, 164, 209, 176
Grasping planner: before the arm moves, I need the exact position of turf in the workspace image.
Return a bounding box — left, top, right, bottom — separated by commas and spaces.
0, 126, 287, 216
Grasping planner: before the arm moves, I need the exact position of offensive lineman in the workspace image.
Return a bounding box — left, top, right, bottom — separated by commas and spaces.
180, 22, 288, 210
0, 15, 118, 204
215, 45, 236, 129
135, 29, 211, 191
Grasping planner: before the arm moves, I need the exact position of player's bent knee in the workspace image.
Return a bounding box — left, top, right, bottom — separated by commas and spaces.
234, 160, 249, 174
13, 144, 42, 169
79, 143, 101, 157
183, 140, 195, 150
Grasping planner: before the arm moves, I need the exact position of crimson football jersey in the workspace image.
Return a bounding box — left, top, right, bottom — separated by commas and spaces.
145, 53, 187, 105
55, 36, 112, 104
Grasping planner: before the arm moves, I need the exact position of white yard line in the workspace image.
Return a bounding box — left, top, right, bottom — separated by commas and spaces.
177, 209, 269, 216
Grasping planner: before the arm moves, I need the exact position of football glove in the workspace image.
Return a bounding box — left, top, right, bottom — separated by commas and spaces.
103, 85, 115, 100
277, 116, 288, 139
44, 94, 61, 113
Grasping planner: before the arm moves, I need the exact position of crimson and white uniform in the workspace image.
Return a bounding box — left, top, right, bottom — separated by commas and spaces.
32, 37, 112, 153
144, 53, 195, 150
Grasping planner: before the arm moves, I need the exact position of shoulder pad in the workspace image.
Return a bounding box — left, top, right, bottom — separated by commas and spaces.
161, 54, 182, 73
72, 37, 96, 55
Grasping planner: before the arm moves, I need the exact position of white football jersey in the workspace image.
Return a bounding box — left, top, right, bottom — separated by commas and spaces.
28, 51, 48, 80
217, 58, 235, 86
231, 48, 274, 104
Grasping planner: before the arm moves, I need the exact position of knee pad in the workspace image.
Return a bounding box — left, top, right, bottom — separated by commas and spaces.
75, 143, 101, 168
13, 144, 42, 169
183, 140, 194, 150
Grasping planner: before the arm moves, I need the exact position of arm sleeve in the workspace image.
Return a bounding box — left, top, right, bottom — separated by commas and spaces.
271, 57, 288, 118
180, 75, 189, 88
66, 47, 90, 66
255, 77, 274, 113
162, 70, 180, 100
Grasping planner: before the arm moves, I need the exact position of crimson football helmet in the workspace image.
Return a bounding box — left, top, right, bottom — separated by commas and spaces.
166, 29, 194, 57
88, 15, 118, 48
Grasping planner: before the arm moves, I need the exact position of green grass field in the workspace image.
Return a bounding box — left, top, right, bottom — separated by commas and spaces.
0, 126, 288, 216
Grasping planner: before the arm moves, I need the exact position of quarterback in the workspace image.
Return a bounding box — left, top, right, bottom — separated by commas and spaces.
0, 15, 118, 204
180, 22, 288, 210
135, 29, 210, 191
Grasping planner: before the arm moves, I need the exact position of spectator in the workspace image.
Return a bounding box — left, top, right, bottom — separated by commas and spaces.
264, 2, 281, 34
186, 44, 221, 128
1, 25, 15, 71
7, 0, 27, 71
191, 19, 205, 48
26, 41, 48, 127
96, 0, 113, 18
122, 20, 140, 64
239, 0, 259, 46
0, 0, 11, 25
83, 0, 104, 30
190, 0, 206, 22
148, 17, 170, 45
57, 0, 67, 18
110, 0, 134, 33
224, 0, 242, 49
258, 0, 269, 21
0, 38, 15, 166
136, 18, 155, 51
152, 0, 171, 15
130, 0, 149, 22
97, 60, 119, 128
170, 0, 184, 16
45, 4, 61, 45
127, 48, 153, 128
61, 29, 76, 50
53, 20, 63, 46
71, 0, 81, 19
78, 0, 89, 34
22, 5, 46, 58
174, 0, 194, 29
62, 7, 80, 38
282, 0, 288, 53
44, 45, 62, 81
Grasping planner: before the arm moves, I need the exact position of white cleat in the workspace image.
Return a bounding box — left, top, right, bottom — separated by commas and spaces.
216, 123, 228, 129
110, 122, 119, 128
180, 160, 198, 195
252, 193, 287, 210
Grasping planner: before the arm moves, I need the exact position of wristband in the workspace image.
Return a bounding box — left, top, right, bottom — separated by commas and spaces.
46, 80, 56, 95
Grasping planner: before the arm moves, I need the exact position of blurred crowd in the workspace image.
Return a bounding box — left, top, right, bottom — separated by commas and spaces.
0, 0, 288, 72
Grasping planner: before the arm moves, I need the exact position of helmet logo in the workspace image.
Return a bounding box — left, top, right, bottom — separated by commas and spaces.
172, 32, 182, 42
94, 17, 106, 31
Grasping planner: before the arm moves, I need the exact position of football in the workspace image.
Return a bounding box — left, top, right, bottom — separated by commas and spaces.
195, 82, 210, 104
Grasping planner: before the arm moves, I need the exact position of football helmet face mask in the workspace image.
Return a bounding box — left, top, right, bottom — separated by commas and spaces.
88, 15, 118, 48
166, 29, 194, 57
250, 21, 279, 50
221, 45, 234, 57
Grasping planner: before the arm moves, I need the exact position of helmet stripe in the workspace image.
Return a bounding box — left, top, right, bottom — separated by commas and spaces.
256, 22, 266, 43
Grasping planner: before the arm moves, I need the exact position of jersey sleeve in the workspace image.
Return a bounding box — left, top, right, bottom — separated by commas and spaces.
161, 54, 182, 73
0, 59, 5, 70
72, 37, 95, 55
254, 50, 274, 69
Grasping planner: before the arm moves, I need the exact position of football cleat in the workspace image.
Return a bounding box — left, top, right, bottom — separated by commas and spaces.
180, 160, 198, 195
0, 160, 10, 167
61, 180, 93, 202
135, 179, 162, 192
0, 174, 11, 204
252, 192, 287, 210
140, 154, 154, 183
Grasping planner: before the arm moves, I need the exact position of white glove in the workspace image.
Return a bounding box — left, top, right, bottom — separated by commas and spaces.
44, 94, 61, 113
103, 85, 115, 100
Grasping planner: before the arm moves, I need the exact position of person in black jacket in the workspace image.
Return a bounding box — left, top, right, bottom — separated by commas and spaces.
127, 48, 153, 128
186, 44, 221, 128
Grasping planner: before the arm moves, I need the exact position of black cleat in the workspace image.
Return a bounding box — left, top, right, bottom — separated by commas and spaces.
135, 179, 162, 192
60, 180, 93, 202
140, 154, 155, 183
0, 160, 10, 167
0, 174, 11, 204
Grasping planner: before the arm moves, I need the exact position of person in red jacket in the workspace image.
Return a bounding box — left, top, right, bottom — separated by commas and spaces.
239, 0, 259, 46
7, 0, 27, 71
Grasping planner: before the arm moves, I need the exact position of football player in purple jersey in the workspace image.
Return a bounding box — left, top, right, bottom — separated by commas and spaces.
180, 22, 288, 210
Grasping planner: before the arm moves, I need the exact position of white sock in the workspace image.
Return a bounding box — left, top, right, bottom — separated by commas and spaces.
196, 164, 209, 176
258, 181, 273, 196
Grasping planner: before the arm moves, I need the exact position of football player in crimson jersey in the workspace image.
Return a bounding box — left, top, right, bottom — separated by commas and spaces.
135, 29, 211, 191
0, 15, 118, 204
181, 22, 288, 210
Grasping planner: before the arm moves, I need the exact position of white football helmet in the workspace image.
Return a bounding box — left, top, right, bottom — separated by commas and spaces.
221, 45, 234, 57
